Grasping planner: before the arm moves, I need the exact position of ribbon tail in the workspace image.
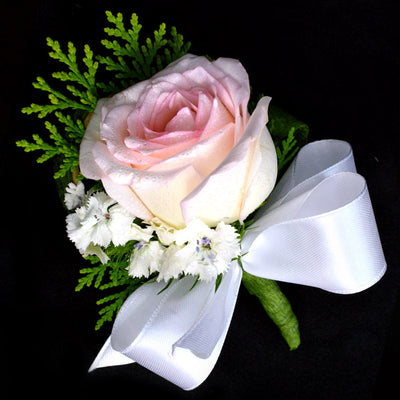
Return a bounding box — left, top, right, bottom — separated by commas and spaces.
88, 336, 134, 372
88, 264, 242, 390
173, 262, 242, 358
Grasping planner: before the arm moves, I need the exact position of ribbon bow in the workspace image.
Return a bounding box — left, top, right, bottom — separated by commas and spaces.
89, 139, 386, 390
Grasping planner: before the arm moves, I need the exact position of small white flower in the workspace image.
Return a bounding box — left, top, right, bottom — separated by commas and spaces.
84, 243, 110, 264
173, 218, 214, 246
107, 204, 154, 246
157, 219, 241, 282
213, 221, 242, 265
66, 191, 152, 262
150, 217, 177, 245
157, 244, 187, 281
128, 240, 165, 278
64, 181, 85, 210
66, 192, 116, 252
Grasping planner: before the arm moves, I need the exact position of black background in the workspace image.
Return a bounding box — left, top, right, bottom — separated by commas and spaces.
2, 1, 399, 399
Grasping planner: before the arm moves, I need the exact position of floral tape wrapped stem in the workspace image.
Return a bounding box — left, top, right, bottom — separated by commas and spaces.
242, 270, 300, 350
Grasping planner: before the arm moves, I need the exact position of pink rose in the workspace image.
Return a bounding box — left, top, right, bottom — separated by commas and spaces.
80, 54, 277, 228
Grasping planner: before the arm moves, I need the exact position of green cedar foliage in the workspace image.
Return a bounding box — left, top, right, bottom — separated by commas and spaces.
76, 240, 157, 330
276, 127, 298, 171
97, 11, 190, 93
16, 11, 190, 181
17, 11, 192, 330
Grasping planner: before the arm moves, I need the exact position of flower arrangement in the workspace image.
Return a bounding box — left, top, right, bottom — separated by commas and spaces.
17, 11, 386, 390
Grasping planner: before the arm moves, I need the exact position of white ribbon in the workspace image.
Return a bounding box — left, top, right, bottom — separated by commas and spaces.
89, 139, 386, 389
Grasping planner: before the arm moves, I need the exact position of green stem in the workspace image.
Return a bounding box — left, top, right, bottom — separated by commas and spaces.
241, 270, 300, 350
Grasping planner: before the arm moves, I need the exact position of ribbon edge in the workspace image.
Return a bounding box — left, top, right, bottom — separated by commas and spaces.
325, 262, 387, 295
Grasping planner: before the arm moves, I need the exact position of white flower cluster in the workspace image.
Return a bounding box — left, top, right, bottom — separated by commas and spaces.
65, 183, 241, 282
65, 182, 153, 263
130, 218, 241, 281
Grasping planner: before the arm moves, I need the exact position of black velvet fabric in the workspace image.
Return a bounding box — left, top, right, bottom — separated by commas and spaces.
3, 1, 399, 399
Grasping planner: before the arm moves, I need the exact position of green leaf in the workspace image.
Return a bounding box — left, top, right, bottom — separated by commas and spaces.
157, 277, 174, 295
268, 104, 309, 147
215, 273, 223, 292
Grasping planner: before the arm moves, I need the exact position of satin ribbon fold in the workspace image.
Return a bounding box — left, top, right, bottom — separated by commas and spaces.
89, 139, 386, 389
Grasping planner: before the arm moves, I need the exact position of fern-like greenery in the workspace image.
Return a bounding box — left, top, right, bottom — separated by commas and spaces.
16, 11, 190, 181
21, 39, 98, 119
76, 240, 156, 330
276, 127, 298, 171
16, 38, 97, 180
97, 11, 190, 93
16, 11, 193, 330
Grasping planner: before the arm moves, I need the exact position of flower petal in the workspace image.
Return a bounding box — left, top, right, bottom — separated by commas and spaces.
148, 122, 235, 178
211, 57, 251, 142
239, 107, 277, 221
101, 104, 139, 164
79, 99, 107, 180
102, 176, 154, 221
180, 97, 275, 226
200, 97, 234, 140
133, 165, 203, 228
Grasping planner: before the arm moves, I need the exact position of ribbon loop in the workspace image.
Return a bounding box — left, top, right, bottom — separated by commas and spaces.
89, 139, 386, 389
267, 139, 356, 208
241, 172, 386, 293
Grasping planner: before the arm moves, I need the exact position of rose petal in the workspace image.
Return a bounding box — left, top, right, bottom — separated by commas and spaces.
212, 57, 251, 142
91, 141, 140, 185
183, 66, 235, 116
102, 176, 154, 221
194, 91, 213, 130
142, 135, 199, 161
124, 135, 164, 151
148, 122, 235, 177
79, 99, 107, 180
101, 104, 139, 164
239, 98, 277, 221
180, 97, 275, 226
126, 129, 199, 162
103, 79, 150, 110
200, 97, 234, 140
132, 165, 204, 228
164, 106, 196, 132
180, 136, 255, 226
149, 54, 211, 80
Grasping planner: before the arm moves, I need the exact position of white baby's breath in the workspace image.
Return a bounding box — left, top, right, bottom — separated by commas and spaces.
66, 187, 241, 281
107, 205, 153, 246
156, 219, 241, 282
66, 192, 116, 252
157, 244, 187, 281
84, 243, 110, 264
64, 181, 85, 210
128, 240, 165, 278
150, 217, 177, 245
66, 190, 153, 262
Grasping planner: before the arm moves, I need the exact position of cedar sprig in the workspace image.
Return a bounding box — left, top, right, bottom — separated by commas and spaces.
16, 116, 81, 179
75, 241, 156, 330
22, 38, 99, 118
276, 127, 298, 171
96, 11, 191, 93
17, 38, 98, 179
